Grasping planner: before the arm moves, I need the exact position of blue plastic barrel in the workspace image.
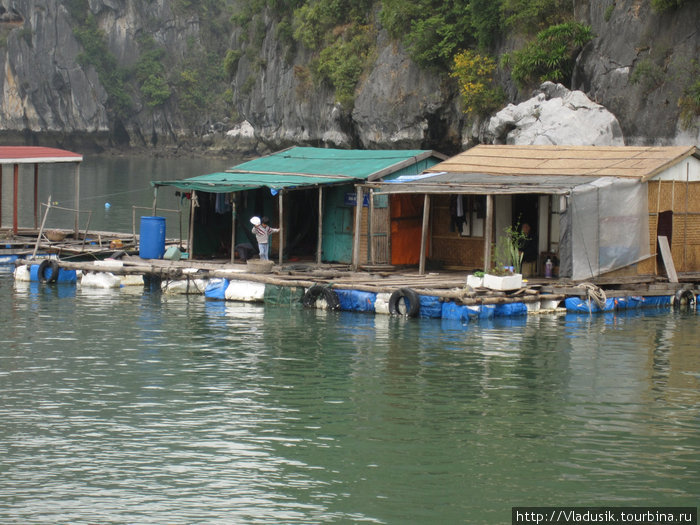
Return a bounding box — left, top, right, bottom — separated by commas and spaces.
139, 216, 166, 259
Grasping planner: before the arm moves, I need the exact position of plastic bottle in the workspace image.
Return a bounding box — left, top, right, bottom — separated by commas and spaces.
545, 258, 553, 278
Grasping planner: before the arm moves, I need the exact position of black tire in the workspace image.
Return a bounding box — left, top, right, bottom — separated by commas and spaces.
38, 259, 59, 283
302, 285, 340, 310
674, 289, 696, 308
389, 288, 420, 317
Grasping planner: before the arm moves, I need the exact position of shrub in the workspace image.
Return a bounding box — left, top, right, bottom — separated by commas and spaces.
509, 21, 594, 87
678, 78, 700, 129
451, 50, 505, 116
651, 0, 692, 12
629, 58, 665, 93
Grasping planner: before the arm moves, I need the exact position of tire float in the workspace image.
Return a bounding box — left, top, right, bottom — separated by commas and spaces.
37, 259, 60, 283
302, 285, 340, 310
388, 287, 420, 317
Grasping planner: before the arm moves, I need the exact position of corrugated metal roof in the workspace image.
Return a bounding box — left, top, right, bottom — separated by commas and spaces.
425, 145, 698, 181
153, 147, 445, 193
0, 146, 83, 164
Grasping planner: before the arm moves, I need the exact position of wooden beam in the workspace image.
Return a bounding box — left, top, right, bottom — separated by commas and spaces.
34, 163, 39, 229
278, 190, 284, 265
658, 235, 678, 283
13, 163, 18, 234
230, 197, 236, 264
483, 194, 493, 270
419, 194, 430, 275
352, 185, 363, 271
188, 191, 196, 258
316, 186, 323, 265
74, 163, 80, 238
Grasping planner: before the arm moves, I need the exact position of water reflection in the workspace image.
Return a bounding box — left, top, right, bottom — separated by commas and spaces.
1, 275, 699, 524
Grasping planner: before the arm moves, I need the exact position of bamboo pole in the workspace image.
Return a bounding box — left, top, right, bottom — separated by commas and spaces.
655, 179, 661, 275
31, 195, 52, 259
0, 165, 3, 229
419, 194, 430, 275
152, 186, 158, 215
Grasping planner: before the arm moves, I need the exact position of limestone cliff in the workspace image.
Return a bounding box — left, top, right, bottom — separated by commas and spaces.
0, 0, 696, 156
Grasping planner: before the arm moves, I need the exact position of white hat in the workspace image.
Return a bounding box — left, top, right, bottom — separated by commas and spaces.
250, 216, 261, 226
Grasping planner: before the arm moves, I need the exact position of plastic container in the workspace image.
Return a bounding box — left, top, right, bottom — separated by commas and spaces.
139, 216, 166, 259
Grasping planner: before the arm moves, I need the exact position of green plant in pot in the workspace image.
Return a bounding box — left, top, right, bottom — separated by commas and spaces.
491, 224, 529, 275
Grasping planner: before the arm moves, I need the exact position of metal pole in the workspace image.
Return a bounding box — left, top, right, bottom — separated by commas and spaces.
316, 186, 323, 265
419, 194, 430, 275
352, 185, 363, 271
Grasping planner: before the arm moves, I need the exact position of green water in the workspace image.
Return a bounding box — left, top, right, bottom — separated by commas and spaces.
1, 156, 699, 523
1, 270, 699, 524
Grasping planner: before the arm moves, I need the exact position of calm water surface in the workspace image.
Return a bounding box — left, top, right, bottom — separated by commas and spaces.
1, 157, 700, 523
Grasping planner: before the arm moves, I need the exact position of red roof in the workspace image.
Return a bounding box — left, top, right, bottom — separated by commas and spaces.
0, 146, 83, 164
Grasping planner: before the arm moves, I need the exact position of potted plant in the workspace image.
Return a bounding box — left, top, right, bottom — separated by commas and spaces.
483, 225, 528, 290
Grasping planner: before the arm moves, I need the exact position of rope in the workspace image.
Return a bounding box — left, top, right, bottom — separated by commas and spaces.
577, 282, 607, 310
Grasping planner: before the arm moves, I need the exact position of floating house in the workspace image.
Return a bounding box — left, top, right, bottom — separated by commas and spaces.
0, 146, 83, 235
364, 145, 700, 280
151, 147, 446, 265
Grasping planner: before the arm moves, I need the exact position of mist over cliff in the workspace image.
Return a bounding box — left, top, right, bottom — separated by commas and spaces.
0, 0, 697, 156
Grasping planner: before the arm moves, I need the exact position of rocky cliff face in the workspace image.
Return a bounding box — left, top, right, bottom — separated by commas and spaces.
573, 0, 700, 146
0, 0, 697, 156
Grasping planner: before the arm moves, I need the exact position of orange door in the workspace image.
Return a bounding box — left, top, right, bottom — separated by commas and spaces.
390, 194, 428, 265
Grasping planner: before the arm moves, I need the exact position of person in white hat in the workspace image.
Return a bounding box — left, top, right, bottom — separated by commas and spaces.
251, 216, 279, 260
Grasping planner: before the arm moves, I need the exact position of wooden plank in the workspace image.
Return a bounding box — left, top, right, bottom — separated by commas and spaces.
658, 235, 678, 283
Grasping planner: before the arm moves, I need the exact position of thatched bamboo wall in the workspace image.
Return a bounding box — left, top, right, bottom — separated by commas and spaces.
647, 180, 700, 274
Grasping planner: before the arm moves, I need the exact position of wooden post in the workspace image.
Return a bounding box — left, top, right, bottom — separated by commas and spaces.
74, 163, 80, 239
13, 163, 18, 234
316, 186, 323, 265
278, 190, 284, 265
655, 179, 661, 275
352, 185, 363, 271
684, 162, 689, 271
0, 165, 3, 229
483, 194, 493, 271
230, 196, 236, 263
34, 163, 39, 229
418, 194, 430, 275
188, 190, 196, 258
369, 188, 375, 264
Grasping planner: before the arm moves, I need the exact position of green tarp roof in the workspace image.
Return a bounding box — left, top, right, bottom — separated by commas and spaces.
152, 147, 441, 193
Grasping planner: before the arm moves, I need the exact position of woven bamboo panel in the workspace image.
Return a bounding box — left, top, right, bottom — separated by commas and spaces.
432, 237, 484, 266
672, 215, 700, 245
689, 183, 700, 213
